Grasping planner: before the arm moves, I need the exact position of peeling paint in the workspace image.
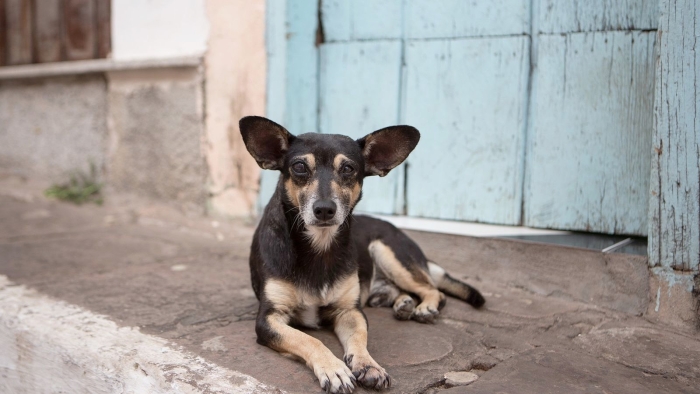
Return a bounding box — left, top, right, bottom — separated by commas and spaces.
651, 267, 695, 293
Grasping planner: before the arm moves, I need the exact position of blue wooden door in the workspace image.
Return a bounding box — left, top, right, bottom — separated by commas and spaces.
263, 0, 656, 236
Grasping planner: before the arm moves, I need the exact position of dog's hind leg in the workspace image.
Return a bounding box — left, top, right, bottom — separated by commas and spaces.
368, 240, 445, 323
428, 261, 485, 308
366, 276, 415, 320
366, 278, 400, 308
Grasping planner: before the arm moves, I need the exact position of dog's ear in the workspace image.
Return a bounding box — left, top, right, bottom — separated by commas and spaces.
357, 126, 420, 177
239, 116, 295, 170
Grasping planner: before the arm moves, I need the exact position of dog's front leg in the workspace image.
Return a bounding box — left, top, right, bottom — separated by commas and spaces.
256, 309, 356, 393
334, 309, 391, 390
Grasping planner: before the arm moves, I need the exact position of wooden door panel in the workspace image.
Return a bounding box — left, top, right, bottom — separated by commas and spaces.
525, 32, 655, 235
319, 40, 403, 214
403, 37, 530, 224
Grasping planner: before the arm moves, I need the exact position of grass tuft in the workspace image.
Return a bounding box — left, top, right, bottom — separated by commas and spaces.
45, 165, 103, 205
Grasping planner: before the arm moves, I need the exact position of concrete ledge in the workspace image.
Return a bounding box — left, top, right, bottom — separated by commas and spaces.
0, 57, 202, 80
0, 275, 276, 394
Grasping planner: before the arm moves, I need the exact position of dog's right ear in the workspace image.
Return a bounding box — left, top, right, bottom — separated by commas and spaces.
239, 116, 295, 170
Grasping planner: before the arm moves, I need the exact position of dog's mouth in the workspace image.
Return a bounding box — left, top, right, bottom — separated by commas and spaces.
306, 220, 339, 228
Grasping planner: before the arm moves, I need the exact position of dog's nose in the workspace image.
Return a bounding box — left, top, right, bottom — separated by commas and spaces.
313, 200, 336, 221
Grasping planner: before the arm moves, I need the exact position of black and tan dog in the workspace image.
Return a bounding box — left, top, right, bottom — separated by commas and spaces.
240, 116, 484, 393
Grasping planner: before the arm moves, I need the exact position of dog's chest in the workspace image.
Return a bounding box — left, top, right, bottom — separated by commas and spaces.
293, 285, 339, 328
265, 275, 361, 328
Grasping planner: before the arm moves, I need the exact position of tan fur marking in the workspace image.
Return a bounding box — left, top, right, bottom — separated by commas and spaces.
333, 154, 350, 170
350, 182, 362, 205
285, 178, 319, 210
302, 153, 316, 171
324, 274, 361, 310
284, 178, 300, 207
369, 240, 443, 313
264, 279, 299, 314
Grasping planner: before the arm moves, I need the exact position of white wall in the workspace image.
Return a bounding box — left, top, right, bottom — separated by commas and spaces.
112, 0, 209, 61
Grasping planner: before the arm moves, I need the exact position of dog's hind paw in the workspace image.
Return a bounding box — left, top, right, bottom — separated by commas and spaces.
392, 295, 415, 320
411, 302, 439, 323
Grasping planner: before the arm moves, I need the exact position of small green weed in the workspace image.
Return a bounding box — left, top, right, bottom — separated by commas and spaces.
45, 165, 103, 205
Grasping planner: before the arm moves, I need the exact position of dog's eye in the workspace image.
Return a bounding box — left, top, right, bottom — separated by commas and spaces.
341, 164, 355, 175
291, 162, 308, 175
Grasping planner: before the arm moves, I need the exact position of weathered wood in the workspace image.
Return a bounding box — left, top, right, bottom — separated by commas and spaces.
0, 0, 6, 66
33, 0, 63, 63
536, 0, 658, 34
259, 0, 319, 209
95, 0, 110, 58
403, 37, 530, 224
63, 0, 95, 60
319, 41, 403, 214
258, 0, 288, 212
525, 32, 655, 236
6, 0, 33, 65
321, 0, 402, 42
649, 0, 699, 271
405, 0, 530, 39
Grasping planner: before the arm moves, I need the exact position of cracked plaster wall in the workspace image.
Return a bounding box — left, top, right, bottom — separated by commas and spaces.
203, 0, 266, 218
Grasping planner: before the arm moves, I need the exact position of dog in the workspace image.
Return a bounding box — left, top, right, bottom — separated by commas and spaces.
240, 116, 484, 393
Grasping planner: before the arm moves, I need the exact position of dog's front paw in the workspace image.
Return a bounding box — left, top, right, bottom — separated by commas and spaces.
313, 356, 356, 393
411, 302, 439, 323
344, 354, 391, 390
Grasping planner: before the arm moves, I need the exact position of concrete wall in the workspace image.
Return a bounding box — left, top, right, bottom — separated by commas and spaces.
204, 0, 265, 218
106, 67, 207, 210
0, 75, 108, 181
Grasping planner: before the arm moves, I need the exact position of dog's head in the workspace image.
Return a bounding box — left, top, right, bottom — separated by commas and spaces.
240, 116, 419, 250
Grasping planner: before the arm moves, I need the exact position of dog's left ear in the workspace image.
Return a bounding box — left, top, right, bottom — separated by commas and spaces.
239, 116, 295, 170
357, 126, 420, 177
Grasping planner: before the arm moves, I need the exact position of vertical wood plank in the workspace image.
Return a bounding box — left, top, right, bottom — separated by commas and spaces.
0, 0, 6, 66
403, 37, 530, 224
526, 32, 655, 235
650, 0, 700, 271
33, 0, 62, 63
63, 0, 95, 60
259, 0, 319, 210
95, 0, 110, 58
284, 0, 318, 134
319, 41, 402, 214
536, 0, 658, 33
6, 0, 33, 65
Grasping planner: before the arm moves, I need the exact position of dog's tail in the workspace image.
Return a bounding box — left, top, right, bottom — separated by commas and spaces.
428, 262, 485, 308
